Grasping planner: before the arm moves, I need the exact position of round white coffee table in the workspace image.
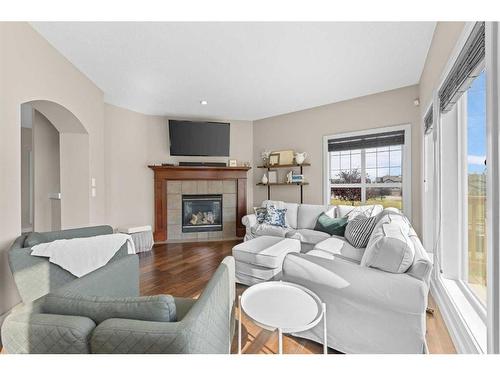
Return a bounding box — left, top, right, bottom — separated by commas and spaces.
238, 281, 327, 354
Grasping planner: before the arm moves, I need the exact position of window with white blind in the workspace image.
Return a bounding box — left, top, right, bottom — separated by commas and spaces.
433, 22, 487, 308
323, 125, 411, 215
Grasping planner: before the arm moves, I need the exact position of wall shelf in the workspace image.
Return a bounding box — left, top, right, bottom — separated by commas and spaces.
256, 182, 309, 186
257, 163, 310, 203
257, 163, 310, 168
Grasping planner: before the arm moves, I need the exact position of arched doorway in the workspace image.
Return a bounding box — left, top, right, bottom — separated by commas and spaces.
20, 100, 90, 233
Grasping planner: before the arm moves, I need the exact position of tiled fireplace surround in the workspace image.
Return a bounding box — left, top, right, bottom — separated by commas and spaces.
167, 180, 237, 241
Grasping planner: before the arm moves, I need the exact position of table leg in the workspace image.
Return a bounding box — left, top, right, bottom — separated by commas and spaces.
238, 295, 242, 354
322, 302, 327, 355
278, 328, 283, 354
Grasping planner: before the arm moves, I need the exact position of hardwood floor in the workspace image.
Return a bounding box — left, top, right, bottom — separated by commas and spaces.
140, 240, 456, 354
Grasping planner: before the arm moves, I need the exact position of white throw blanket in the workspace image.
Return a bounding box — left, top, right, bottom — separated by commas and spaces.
31, 233, 136, 277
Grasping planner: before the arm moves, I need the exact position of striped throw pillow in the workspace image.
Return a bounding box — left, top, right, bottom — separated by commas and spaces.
344, 214, 379, 248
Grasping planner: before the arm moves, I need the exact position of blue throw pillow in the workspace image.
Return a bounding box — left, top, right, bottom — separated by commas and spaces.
264, 205, 287, 227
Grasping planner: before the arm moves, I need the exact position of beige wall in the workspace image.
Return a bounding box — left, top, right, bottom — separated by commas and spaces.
0, 22, 106, 317
104, 104, 254, 229
60, 133, 90, 229
20, 127, 32, 231
253, 85, 422, 234
419, 22, 466, 112
33, 110, 61, 232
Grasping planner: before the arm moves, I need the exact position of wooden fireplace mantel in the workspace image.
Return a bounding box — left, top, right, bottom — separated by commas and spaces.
148, 165, 251, 242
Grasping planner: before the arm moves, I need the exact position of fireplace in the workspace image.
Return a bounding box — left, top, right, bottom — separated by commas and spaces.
182, 194, 223, 233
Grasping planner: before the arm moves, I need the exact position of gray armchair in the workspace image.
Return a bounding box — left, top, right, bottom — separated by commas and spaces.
8, 225, 139, 303
1, 256, 236, 354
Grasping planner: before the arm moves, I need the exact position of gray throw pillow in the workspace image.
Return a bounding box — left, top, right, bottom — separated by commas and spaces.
344, 214, 378, 248
24, 232, 47, 248
42, 293, 177, 323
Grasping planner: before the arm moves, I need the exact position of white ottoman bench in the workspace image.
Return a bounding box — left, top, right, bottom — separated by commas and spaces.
117, 225, 154, 253
232, 236, 301, 286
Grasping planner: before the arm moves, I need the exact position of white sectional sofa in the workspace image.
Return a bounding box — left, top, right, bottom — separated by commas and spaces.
241, 200, 433, 353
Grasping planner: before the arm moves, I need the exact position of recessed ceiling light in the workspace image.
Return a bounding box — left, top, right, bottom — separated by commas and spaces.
200, 100, 208, 105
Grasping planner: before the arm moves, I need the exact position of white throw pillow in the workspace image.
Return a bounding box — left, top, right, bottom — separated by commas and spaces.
361, 211, 415, 273
338, 204, 383, 221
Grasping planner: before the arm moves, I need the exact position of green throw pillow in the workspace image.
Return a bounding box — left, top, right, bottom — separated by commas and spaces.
314, 214, 348, 236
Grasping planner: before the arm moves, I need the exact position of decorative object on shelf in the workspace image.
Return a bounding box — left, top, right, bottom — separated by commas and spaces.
228, 159, 237, 167
291, 174, 304, 183
268, 152, 280, 166
256, 162, 310, 204
261, 151, 271, 165
294, 152, 307, 165
242, 161, 251, 167
286, 170, 304, 183
261, 173, 269, 184
268, 170, 278, 184
273, 150, 294, 165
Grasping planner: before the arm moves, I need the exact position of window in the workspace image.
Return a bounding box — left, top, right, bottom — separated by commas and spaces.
465, 71, 487, 304
439, 76, 487, 305
324, 126, 410, 214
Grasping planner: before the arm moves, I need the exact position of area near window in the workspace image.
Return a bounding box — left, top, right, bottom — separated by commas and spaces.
439, 71, 487, 307
425, 22, 490, 353
464, 71, 487, 304
323, 125, 411, 216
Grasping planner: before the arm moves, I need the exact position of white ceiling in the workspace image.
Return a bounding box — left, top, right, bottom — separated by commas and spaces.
31, 22, 436, 121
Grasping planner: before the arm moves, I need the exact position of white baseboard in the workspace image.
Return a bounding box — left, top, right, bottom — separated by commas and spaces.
430, 278, 485, 353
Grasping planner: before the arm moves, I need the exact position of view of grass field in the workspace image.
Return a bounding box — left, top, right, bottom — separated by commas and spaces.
331, 196, 402, 209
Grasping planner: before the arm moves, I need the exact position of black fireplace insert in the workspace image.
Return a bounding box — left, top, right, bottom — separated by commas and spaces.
182, 194, 223, 233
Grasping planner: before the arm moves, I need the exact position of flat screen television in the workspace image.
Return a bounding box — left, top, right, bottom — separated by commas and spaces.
168, 120, 230, 156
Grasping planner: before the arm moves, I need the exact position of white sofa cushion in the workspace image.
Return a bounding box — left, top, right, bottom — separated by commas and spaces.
235, 260, 282, 280
338, 204, 384, 221
286, 228, 331, 245
311, 236, 365, 263
251, 223, 294, 238
361, 212, 415, 273
232, 236, 300, 268
262, 200, 299, 229
297, 204, 331, 229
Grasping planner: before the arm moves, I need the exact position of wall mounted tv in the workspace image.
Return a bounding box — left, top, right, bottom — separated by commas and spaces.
168, 120, 230, 157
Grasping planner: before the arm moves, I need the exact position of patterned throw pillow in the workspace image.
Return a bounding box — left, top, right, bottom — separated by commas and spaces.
344, 214, 379, 248
264, 205, 288, 228
254, 207, 268, 224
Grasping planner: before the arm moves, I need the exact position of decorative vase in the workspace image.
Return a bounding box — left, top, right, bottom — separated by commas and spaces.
261, 174, 268, 184
261, 151, 271, 165
295, 152, 307, 165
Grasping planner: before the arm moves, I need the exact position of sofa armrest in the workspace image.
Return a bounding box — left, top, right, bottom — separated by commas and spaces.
242, 213, 257, 228
241, 214, 257, 241
1, 312, 95, 354
282, 253, 428, 314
